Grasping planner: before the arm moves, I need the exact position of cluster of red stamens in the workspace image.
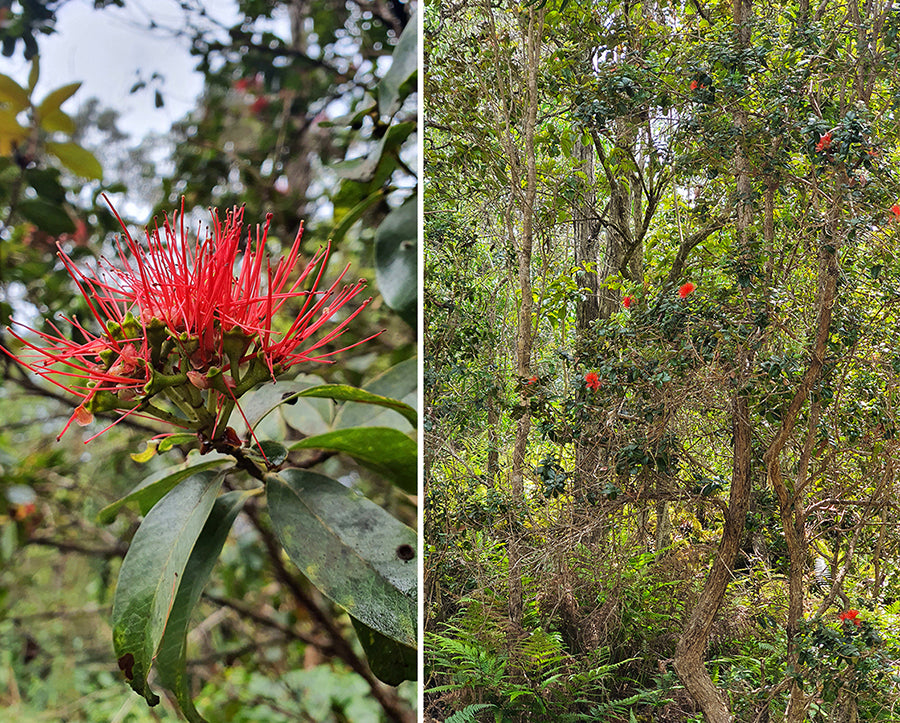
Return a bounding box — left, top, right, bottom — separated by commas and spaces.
3, 198, 378, 443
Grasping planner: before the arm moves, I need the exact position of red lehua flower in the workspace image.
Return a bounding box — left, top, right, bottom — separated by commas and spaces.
839, 609, 861, 626
250, 96, 270, 115
525, 375, 537, 385
233, 78, 252, 92
623, 295, 635, 309
690, 79, 699, 91
585, 372, 601, 390
890, 203, 900, 221
2, 197, 378, 442
678, 282, 696, 298
815, 131, 833, 152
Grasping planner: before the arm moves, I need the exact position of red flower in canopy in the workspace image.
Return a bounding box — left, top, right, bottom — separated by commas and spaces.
815, 131, 833, 152
585, 372, 601, 390
678, 282, 696, 298
839, 609, 861, 626
623, 295, 635, 309
250, 96, 270, 115
689, 79, 699, 91
525, 375, 537, 385
2, 198, 377, 442
890, 203, 900, 222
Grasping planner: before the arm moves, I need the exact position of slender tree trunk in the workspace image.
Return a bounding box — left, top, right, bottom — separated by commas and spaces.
674, 390, 752, 723
766, 175, 841, 722
484, 2, 543, 628
673, 5, 757, 720
574, 136, 601, 509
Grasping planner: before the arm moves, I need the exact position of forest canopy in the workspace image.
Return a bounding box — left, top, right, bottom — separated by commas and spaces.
424, 1, 900, 721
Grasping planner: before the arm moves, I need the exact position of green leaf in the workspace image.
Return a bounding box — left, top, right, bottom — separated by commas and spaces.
24, 167, 66, 203
329, 188, 387, 245
36, 81, 81, 120
97, 454, 232, 524
291, 382, 417, 427
334, 358, 417, 431
267, 469, 417, 648
159, 433, 201, 452
331, 120, 415, 182
257, 440, 288, 466
375, 194, 417, 327
0, 109, 28, 138
155, 490, 253, 722
39, 109, 75, 135
351, 617, 416, 685
111, 470, 225, 706
130, 441, 158, 463
18, 199, 75, 235
376, 10, 418, 117
45, 140, 103, 180
27, 57, 39, 92
0, 73, 29, 113
237, 377, 329, 431
290, 427, 416, 494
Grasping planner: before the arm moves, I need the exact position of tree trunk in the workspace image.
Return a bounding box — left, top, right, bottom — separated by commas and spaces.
573, 135, 601, 513
673, 391, 751, 723
483, 1, 544, 627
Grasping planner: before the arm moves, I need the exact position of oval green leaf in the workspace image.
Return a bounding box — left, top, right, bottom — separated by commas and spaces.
97, 453, 231, 524
40, 108, 75, 135
266, 469, 417, 648
290, 427, 416, 494
155, 490, 254, 722
375, 194, 417, 327
111, 470, 225, 706
18, 198, 75, 235
0, 73, 29, 113
45, 140, 103, 180
291, 383, 417, 428
351, 616, 417, 685
36, 81, 81, 119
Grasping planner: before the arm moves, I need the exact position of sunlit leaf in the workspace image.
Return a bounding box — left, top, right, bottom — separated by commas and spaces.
40, 108, 75, 135
0, 73, 29, 113
290, 427, 416, 493
0, 108, 27, 137
36, 81, 81, 120
45, 140, 103, 180
130, 441, 158, 463
27, 57, 39, 92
